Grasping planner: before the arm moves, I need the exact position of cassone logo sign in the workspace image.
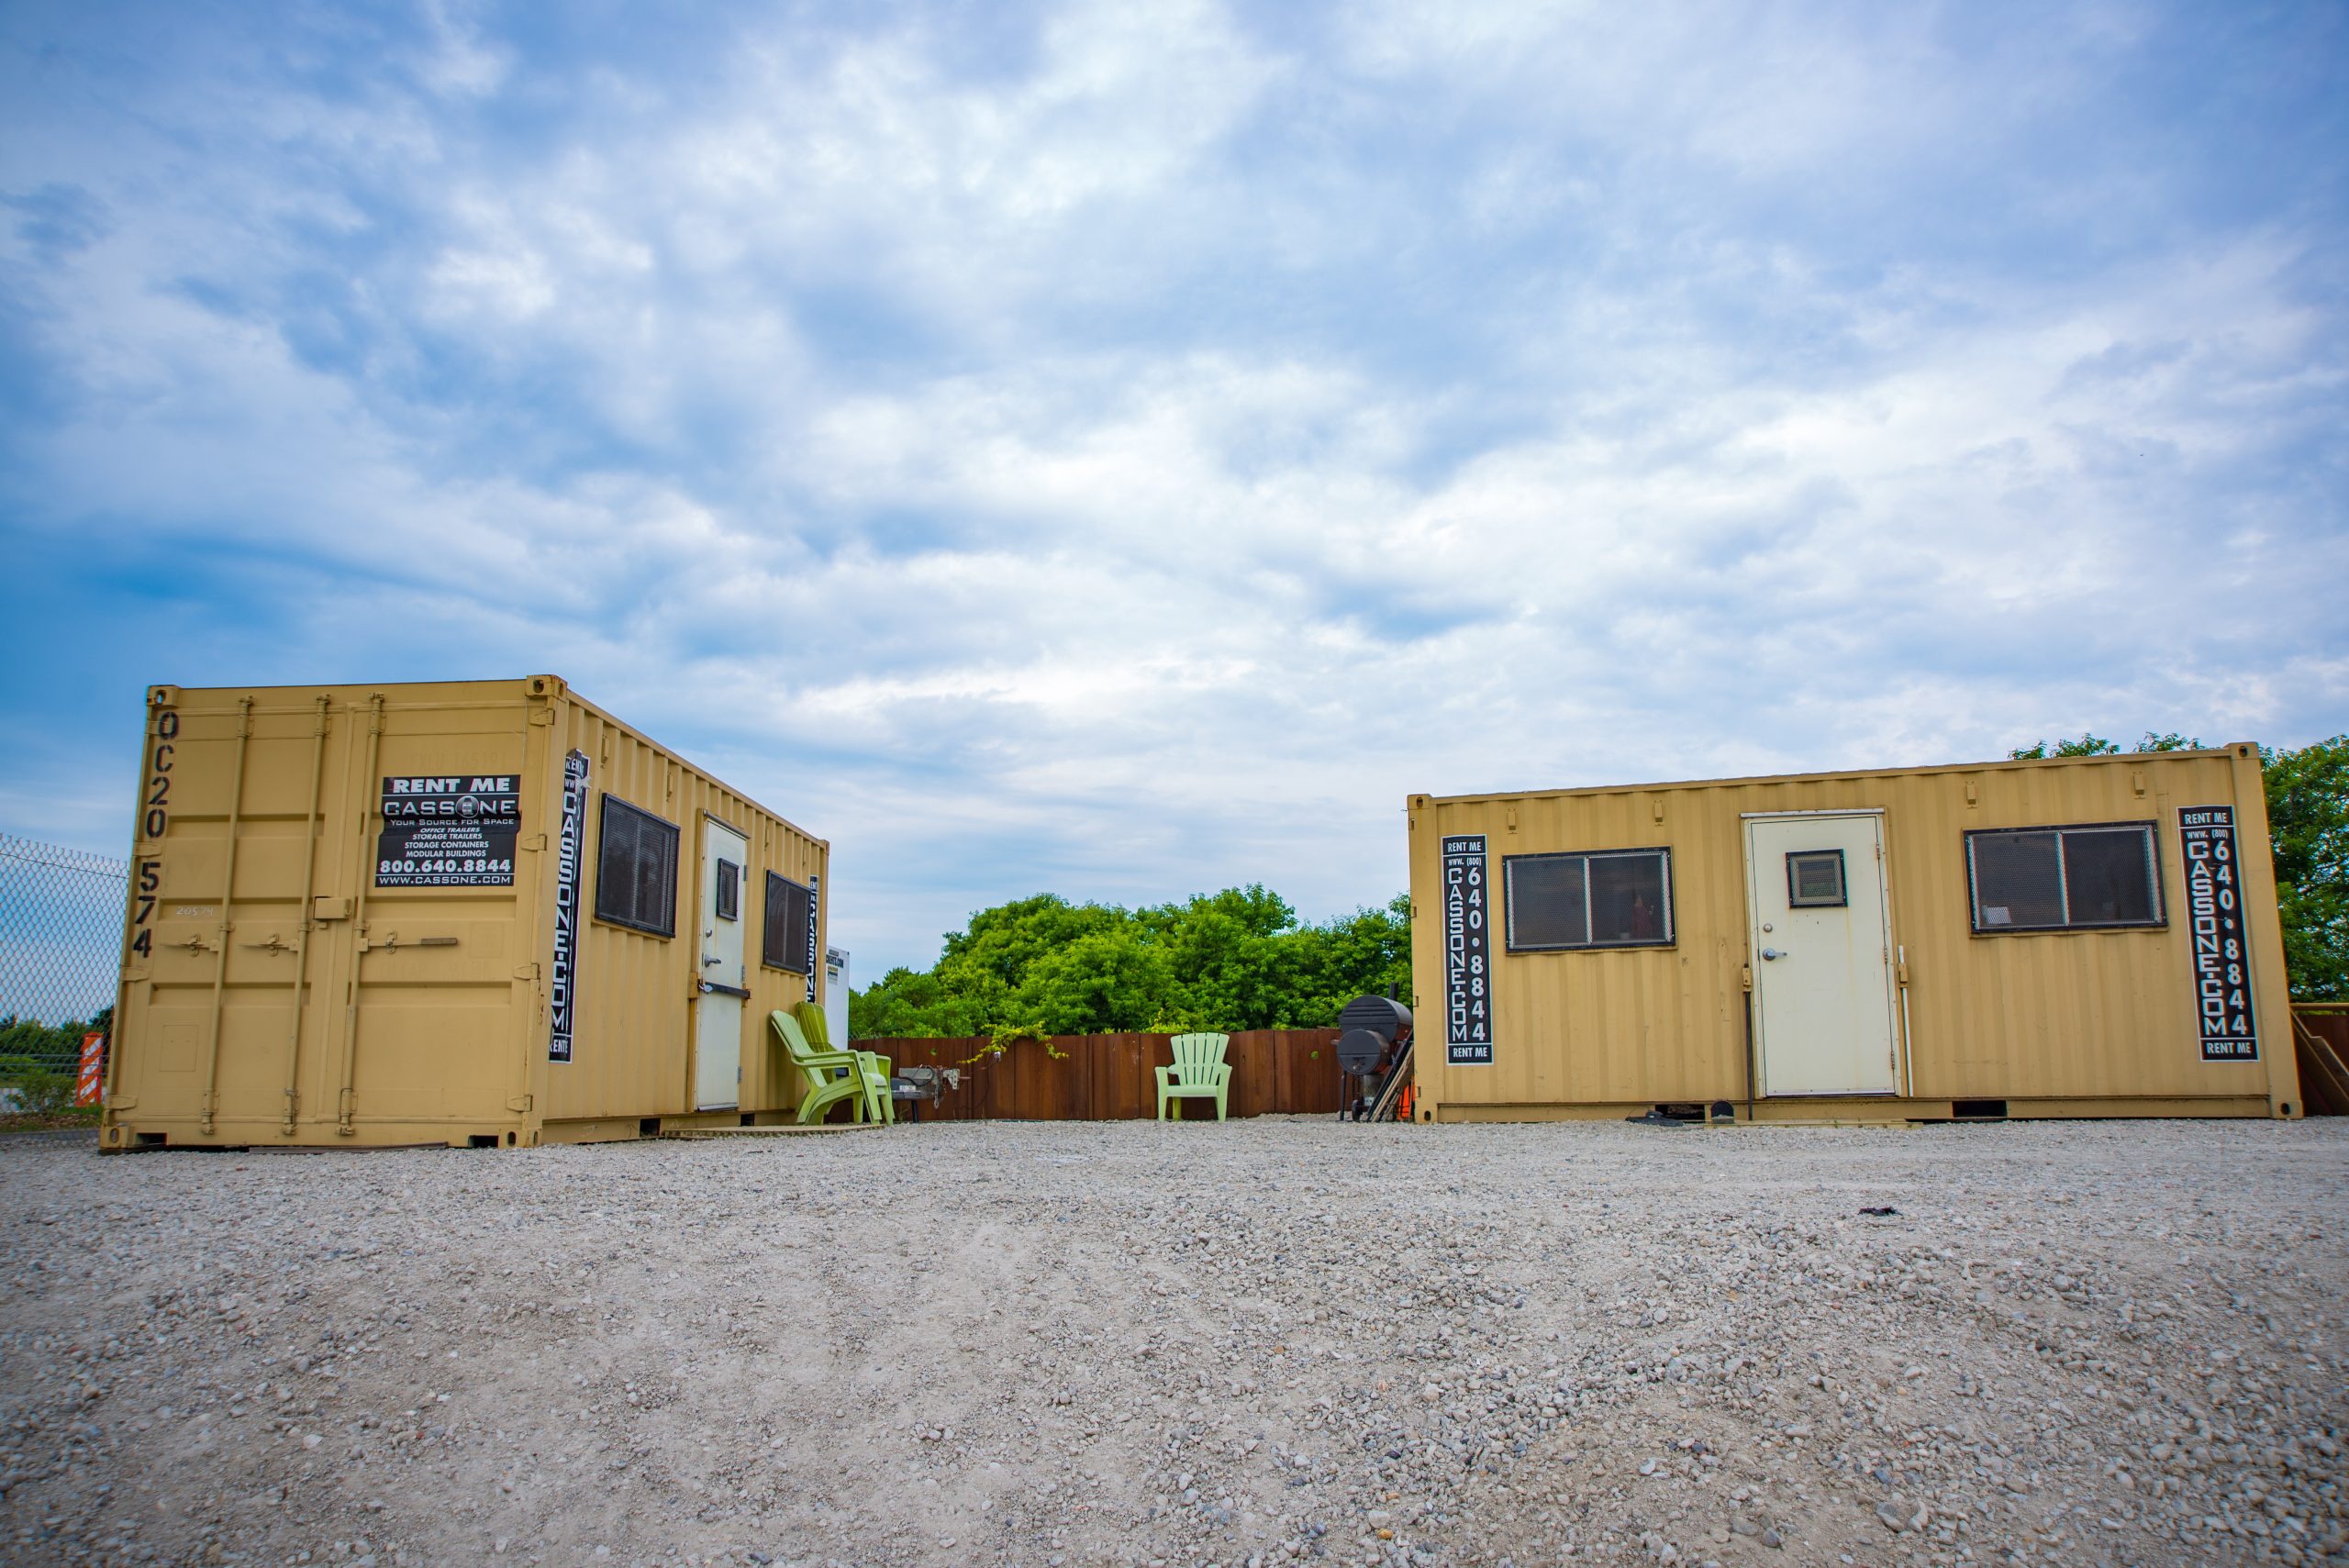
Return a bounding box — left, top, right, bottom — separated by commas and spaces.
2179, 806, 2257, 1062
376, 774, 521, 886
1442, 835, 1492, 1065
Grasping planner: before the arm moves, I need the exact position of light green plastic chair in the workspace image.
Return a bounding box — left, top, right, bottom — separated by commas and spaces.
1156, 1032, 1231, 1121
794, 1001, 896, 1126
770, 1010, 888, 1125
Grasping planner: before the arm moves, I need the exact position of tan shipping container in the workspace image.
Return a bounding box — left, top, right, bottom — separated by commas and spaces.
101, 676, 831, 1151
1408, 746, 2300, 1123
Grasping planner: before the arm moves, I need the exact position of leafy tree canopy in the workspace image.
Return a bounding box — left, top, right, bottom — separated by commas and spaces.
850, 886, 1410, 1039
2263, 736, 2349, 1000
2007, 731, 2205, 758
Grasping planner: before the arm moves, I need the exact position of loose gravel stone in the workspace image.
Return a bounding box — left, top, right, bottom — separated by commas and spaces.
0, 1117, 2343, 1565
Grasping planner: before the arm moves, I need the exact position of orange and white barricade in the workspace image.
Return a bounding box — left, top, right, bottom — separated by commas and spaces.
75, 1032, 106, 1106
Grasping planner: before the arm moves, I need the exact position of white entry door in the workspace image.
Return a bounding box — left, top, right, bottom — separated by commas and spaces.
694, 818, 751, 1111
1745, 812, 1899, 1096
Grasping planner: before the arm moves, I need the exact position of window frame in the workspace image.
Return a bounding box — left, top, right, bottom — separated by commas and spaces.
1502, 846, 1676, 953
1965, 819, 2165, 935
1786, 849, 1849, 909
592, 794, 681, 940
762, 869, 814, 973
714, 858, 740, 922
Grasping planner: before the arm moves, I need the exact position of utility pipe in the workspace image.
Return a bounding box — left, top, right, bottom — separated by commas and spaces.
1742, 984, 1757, 1123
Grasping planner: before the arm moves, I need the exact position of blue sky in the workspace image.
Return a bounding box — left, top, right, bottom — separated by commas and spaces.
3, 1, 2344, 979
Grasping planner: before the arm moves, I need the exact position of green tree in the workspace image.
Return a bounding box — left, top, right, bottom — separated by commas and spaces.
939, 894, 1125, 989
2264, 736, 2349, 1000
1287, 895, 1413, 1023
2008, 731, 2204, 760
0, 1008, 106, 1116
847, 965, 975, 1039
1153, 906, 1291, 1030
849, 885, 1414, 1038
1014, 929, 1182, 1033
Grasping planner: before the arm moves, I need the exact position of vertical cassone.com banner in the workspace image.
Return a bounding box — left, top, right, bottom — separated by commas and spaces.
805, 873, 820, 1006
549, 751, 590, 1064
2178, 805, 2257, 1062
1442, 835, 1492, 1065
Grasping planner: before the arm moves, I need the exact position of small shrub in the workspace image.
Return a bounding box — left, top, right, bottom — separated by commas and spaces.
0, 1055, 78, 1116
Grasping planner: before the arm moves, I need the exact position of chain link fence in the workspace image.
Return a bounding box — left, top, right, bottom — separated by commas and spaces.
1, 835, 127, 1097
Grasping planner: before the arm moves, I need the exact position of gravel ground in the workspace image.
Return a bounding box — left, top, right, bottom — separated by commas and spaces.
2, 1116, 2344, 1568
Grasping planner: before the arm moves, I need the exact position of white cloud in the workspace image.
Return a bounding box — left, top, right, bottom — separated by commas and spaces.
416, 0, 514, 98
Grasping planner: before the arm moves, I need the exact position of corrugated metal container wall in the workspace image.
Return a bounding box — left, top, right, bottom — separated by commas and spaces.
1408, 746, 2299, 1122
540, 691, 829, 1136
100, 676, 829, 1151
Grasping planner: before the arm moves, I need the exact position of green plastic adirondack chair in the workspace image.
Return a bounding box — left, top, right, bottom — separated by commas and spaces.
1156, 1032, 1231, 1121
770, 1009, 888, 1125
794, 1001, 896, 1126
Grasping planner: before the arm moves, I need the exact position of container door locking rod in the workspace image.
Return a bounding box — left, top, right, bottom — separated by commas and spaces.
335, 694, 384, 1136
278, 695, 330, 1134
195, 696, 253, 1137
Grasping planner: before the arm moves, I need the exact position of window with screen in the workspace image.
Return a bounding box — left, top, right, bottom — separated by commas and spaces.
763, 871, 814, 973
1505, 849, 1674, 951
1786, 850, 1847, 908
594, 795, 679, 938
715, 859, 740, 921
1966, 822, 2162, 933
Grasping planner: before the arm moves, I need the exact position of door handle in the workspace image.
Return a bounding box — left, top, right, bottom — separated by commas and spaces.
1760, 947, 1789, 961
702, 955, 723, 967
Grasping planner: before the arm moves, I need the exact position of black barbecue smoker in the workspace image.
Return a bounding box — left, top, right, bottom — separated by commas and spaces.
1334, 994, 1414, 1121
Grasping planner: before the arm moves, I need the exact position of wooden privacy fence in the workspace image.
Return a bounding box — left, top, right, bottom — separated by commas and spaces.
852, 1029, 1347, 1121
859, 1011, 2349, 1120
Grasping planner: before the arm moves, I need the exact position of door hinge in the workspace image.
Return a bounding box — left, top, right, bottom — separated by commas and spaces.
529, 706, 556, 726
512, 962, 540, 984
506, 1095, 533, 1113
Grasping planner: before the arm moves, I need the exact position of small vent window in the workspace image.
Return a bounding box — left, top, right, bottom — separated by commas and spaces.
1787, 850, 1847, 908
715, 859, 740, 921
1505, 848, 1674, 951
1967, 822, 2162, 933
594, 795, 679, 938
763, 871, 814, 973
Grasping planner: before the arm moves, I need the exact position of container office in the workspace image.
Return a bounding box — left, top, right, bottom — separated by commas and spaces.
1407, 746, 2299, 1123
102, 677, 829, 1151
